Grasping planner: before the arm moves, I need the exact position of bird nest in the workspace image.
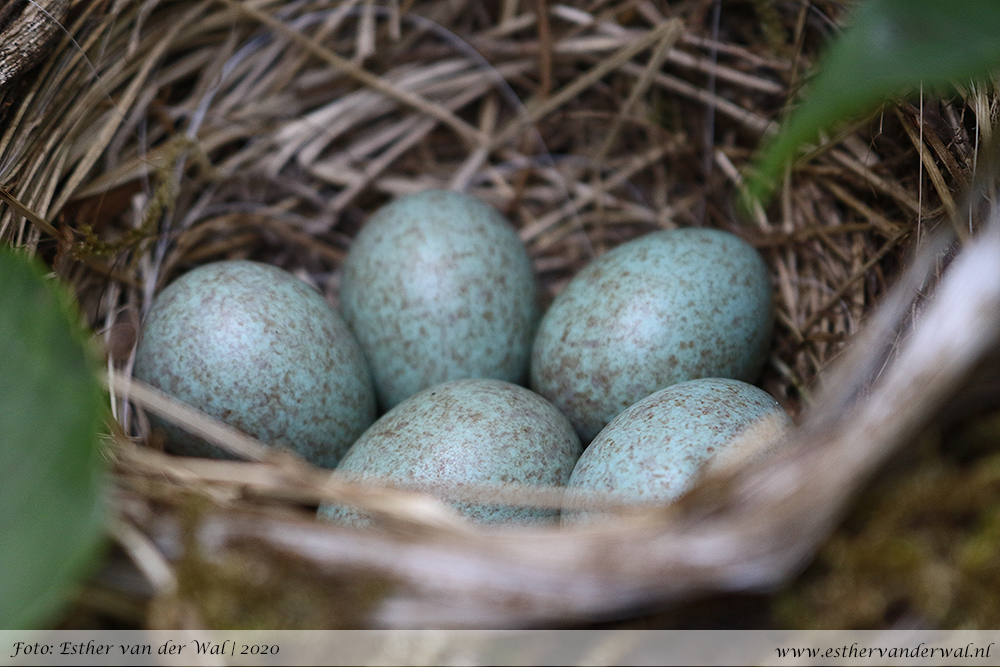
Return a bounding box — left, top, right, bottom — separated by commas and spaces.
3, 0, 998, 630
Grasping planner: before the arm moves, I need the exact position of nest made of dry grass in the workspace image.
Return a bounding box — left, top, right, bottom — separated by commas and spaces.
3, 0, 997, 630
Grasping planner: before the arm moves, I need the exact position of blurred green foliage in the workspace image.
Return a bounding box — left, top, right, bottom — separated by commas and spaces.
748, 0, 1000, 205
0, 248, 106, 629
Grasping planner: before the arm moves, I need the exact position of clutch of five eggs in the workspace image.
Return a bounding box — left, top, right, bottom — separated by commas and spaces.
135, 188, 784, 523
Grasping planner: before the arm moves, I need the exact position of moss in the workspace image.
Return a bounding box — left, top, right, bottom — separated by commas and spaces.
749, 0, 791, 55
152, 494, 396, 629
169, 543, 395, 629
774, 416, 1000, 628
73, 135, 218, 263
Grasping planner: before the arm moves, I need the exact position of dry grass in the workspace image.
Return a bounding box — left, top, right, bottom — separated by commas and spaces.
2, 0, 995, 630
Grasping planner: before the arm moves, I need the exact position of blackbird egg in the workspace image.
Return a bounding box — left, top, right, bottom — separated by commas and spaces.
134, 260, 376, 468
563, 378, 792, 524
341, 190, 539, 411
531, 228, 773, 442
319, 378, 582, 526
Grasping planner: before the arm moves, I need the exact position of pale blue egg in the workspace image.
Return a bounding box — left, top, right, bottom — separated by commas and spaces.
134, 260, 376, 468
531, 228, 773, 442
319, 378, 582, 526
563, 378, 791, 524
340, 190, 539, 411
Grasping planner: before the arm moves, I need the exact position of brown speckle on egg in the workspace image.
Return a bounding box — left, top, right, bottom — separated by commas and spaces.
134, 260, 376, 468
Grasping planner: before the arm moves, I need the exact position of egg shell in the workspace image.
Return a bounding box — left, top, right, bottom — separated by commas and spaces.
531, 227, 773, 442
563, 378, 792, 524
319, 378, 583, 526
134, 260, 376, 468
341, 189, 539, 411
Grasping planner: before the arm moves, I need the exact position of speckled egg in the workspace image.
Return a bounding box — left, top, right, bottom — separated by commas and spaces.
531, 227, 773, 442
563, 378, 792, 524
319, 378, 582, 526
341, 189, 539, 411
134, 260, 376, 468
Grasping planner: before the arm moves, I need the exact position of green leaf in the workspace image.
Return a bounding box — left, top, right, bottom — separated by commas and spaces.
0, 248, 107, 629
747, 0, 1000, 205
